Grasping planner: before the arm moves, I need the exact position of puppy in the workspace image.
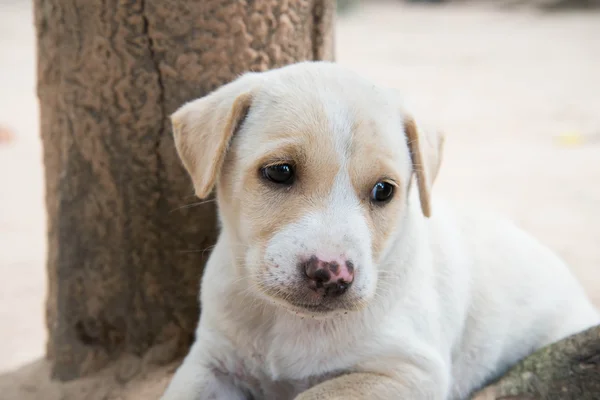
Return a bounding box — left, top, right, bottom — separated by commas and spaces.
161, 61, 599, 400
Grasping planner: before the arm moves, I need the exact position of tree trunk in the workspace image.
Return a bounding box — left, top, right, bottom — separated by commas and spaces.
35, 0, 334, 382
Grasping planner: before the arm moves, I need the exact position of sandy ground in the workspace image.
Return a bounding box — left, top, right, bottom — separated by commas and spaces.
0, 0, 599, 377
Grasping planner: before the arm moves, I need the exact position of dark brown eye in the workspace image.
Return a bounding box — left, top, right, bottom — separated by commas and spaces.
371, 181, 394, 203
262, 164, 294, 185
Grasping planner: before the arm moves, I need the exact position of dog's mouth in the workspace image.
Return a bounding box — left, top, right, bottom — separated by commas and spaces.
287, 301, 332, 313
254, 277, 366, 316
273, 294, 363, 317
258, 288, 348, 315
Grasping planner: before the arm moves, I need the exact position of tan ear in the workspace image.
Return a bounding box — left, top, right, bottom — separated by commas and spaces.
171, 75, 259, 199
404, 116, 445, 218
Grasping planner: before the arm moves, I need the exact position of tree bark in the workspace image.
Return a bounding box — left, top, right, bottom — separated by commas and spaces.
1, 322, 596, 400
473, 325, 600, 400
35, 0, 334, 382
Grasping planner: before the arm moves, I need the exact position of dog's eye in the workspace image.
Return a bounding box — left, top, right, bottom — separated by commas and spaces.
262, 164, 295, 185
371, 181, 394, 203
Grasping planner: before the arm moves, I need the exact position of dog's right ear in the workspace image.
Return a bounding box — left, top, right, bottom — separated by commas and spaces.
403, 115, 445, 219
171, 75, 260, 199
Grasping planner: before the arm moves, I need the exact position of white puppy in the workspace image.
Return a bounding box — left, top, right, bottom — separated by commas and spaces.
161, 61, 599, 400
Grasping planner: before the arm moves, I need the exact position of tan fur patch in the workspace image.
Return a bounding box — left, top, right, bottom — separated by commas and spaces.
296, 372, 406, 400
218, 101, 342, 257
348, 116, 404, 261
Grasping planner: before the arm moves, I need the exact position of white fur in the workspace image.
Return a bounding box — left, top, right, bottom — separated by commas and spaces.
162, 62, 599, 400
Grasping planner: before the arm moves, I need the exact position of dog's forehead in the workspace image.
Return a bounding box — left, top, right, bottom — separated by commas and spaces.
241, 67, 406, 162
257, 65, 396, 123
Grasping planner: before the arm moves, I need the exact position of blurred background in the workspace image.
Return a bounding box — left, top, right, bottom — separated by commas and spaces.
1, 0, 599, 376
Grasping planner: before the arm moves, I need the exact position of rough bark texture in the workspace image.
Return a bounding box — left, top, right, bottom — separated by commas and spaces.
36, 0, 334, 382
473, 325, 600, 400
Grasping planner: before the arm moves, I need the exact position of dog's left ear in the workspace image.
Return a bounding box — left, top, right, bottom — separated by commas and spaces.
403, 116, 445, 218
170, 74, 260, 199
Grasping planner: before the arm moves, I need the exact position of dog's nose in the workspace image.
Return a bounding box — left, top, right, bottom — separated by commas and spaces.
302, 255, 354, 296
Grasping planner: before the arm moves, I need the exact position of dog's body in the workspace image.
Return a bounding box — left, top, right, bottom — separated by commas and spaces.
162, 62, 599, 400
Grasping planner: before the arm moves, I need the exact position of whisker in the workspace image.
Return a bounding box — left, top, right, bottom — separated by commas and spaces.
170, 198, 216, 213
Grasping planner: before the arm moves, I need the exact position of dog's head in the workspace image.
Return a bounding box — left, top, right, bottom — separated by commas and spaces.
172, 62, 444, 316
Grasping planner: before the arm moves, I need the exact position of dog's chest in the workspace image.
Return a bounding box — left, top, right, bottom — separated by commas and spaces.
232, 361, 337, 400
226, 345, 340, 400
228, 319, 362, 399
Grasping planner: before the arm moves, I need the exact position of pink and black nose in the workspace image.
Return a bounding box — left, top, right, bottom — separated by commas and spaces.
301, 255, 354, 297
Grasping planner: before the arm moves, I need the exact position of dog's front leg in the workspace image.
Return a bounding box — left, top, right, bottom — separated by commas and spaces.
161, 342, 248, 400
295, 368, 447, 400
